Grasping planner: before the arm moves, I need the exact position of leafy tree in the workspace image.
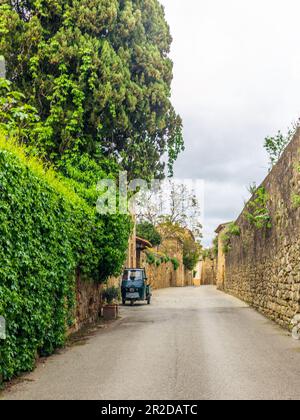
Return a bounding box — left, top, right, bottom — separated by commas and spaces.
245, 186, 271, 229
0, 0, 183, 179
264, 119, 299, 168
166, 181, 202, 239
171, 257, 179, 271
219, 222, 241, 254
183, 236, 202, 271
201, 248, 212, 260
136, 179, 203, 240
0, 78, 40, 145
212, 236, 218, 257
155, 220, 202, 271
136, 221, 161, 246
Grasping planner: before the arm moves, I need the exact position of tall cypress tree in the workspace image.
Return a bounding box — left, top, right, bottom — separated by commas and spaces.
0, 0, 183, 179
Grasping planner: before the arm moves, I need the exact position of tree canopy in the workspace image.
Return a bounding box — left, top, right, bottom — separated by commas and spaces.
0, 0, 183, 179
182, 236, 202, 271
136, 179, 202, 240
264, 119, 299, 169
136, 221, 161, 246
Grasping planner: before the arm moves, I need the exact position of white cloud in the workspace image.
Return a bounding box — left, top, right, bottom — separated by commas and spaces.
160, 0, 300, 246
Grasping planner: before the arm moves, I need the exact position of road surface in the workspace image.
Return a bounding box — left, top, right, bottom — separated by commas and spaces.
2, 286, 300, 400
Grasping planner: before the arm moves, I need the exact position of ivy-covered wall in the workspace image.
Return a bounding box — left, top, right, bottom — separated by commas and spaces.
140, 251, 178, 289
140, 243, 194, 289
0, 134, 131, 382
221, 129, 300, 329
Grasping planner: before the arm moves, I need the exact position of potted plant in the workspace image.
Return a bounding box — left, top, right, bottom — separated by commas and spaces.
102, 286, 121, 321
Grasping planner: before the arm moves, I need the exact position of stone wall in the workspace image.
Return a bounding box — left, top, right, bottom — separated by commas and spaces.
201, 257, 217, 285
222, 129, 300, 329
184, 268, 194, 287
142, 234, 194, 288
141, 253, 176, 289
216, 227, 227, 290
70, 270, 103, 333
140, 250, 194, 289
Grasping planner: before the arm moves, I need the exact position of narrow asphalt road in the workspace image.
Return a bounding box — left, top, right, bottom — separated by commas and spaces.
2, 286, 300, 400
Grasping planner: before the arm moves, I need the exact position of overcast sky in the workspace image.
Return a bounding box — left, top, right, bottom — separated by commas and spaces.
160, 0, 300, 246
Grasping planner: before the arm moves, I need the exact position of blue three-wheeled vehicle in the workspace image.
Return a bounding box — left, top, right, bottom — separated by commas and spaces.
121, 269, 152, 306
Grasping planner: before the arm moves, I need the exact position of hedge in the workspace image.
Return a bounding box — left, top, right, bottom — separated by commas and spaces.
0, 133, 131, 381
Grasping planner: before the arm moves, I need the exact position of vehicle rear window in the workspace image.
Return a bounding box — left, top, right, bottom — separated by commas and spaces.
123, 270, 143, 281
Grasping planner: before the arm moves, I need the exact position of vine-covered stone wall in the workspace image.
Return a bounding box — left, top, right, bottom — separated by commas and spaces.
223, 129, 300, 329
0, 136, 131, 382
140, 250, 193, 289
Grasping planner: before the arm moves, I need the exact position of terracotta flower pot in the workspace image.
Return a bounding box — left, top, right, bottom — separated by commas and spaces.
103, 304, 119, 321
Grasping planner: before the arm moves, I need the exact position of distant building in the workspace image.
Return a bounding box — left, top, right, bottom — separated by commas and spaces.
215, 222, 232, 290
